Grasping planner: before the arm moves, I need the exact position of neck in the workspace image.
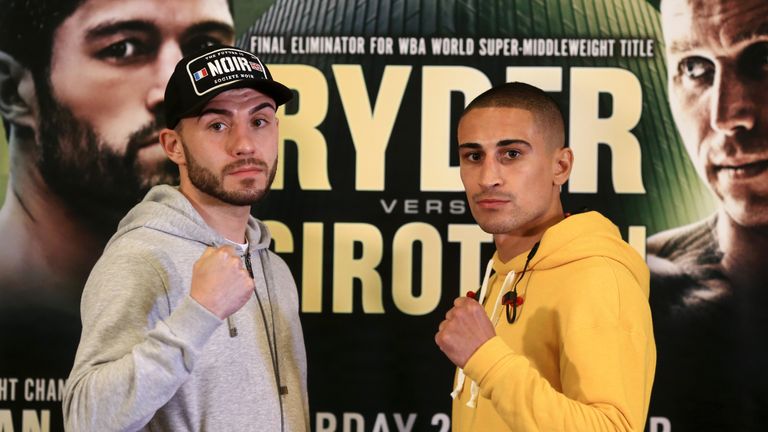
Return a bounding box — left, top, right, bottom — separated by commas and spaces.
493, 203, 565, 262
0, 135, 110, 298
178, 181, 250, 243
716, 209, 768, 285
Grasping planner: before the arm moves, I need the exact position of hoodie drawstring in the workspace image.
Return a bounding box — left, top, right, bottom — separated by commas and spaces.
226, 316, 238, 337
451, 258, 516, 408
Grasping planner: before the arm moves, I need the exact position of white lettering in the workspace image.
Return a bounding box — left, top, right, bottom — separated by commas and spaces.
649, 417, 671, 432
343, 413, 364, 432
208, 60, 222, 76
316, 412, 337, 432
221, 56, 234, 73
393, 413, 417, 432
0, 378, 18, 401
380, 199, 398, 214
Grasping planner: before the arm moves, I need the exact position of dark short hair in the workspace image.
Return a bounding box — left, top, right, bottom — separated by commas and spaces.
461, 82, 566, 148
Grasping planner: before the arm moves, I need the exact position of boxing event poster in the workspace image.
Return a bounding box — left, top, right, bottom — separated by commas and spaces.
5, 0, 757, 431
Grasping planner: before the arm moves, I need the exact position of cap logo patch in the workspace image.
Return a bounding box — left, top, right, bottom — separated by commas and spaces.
185, 48, 267, 96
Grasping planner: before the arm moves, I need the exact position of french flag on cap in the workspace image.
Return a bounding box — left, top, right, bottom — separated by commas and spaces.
192, 67, 208, 81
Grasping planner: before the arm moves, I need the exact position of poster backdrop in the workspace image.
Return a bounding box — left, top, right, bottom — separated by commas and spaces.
4, 0, 765, 431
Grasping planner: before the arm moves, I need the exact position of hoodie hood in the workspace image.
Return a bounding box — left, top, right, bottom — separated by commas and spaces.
491, 211, 648, 295
107, 185, 271, 254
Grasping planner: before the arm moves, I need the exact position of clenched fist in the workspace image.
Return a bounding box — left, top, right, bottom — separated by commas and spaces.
190, 246, 254, 319
435, 297, 496, 368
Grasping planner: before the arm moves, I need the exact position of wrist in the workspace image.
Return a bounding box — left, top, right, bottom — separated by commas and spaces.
464, 336, 507, 375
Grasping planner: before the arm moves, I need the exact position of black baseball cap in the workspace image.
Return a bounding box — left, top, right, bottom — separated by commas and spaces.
164, 45, 292, 128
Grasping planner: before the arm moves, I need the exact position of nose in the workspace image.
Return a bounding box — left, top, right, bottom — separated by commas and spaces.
478, 158, 503, 190
146, 42, 184, 111
710, 63, 757, 136
228, 122, 258, 158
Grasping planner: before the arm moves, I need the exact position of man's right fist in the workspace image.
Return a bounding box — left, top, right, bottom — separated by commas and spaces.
190, 246, 255, 319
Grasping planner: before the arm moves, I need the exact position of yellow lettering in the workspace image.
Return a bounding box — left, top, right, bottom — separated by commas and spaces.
332, 223, 384, 313
264, 220, 294, 253
302, 223, 324, 312
333, 65, 412, 191
569, 67, 645, 193
421, 66, 491, 191
22, 410, 49, 432
0, 410, 11, 432
392, 223, 442, 315
271, 65, 331, 190
628, 225, 646, 259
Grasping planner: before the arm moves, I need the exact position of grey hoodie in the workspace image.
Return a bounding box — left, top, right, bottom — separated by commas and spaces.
63, 185, 309, 432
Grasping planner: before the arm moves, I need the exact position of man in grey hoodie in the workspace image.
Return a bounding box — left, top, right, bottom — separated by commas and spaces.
63, 45, 309, 432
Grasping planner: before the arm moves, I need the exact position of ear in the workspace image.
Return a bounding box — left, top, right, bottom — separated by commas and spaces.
159, 127, 187, 167
553, 146, 573, 186
0, 51, 37, 130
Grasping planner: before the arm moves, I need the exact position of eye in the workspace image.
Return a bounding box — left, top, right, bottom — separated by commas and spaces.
464, 152, 481, 162
209, 121, 227, 131
678, 57, 714, 82
96, 39, 147, 61
503, 149, 521, 159
253, 118, 265, 127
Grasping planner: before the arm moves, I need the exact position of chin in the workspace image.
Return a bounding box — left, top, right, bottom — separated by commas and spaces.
476, 219, 518, 235
723, 200, 768, 229
726, 211, 768, 229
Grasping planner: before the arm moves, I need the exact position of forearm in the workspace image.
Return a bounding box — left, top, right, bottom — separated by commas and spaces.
63, 296, 222, 432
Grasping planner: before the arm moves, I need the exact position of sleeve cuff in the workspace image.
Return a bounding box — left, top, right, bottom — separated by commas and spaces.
463, 336, 515, 384
162, 296, 223, 350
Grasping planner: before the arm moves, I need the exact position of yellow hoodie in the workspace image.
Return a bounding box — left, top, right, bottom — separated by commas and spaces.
452, 211, 655, 431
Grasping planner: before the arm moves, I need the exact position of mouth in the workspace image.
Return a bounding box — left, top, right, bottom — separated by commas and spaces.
227, 166, 264, 176
715, 159, 768, 180
475, 197, 510, 209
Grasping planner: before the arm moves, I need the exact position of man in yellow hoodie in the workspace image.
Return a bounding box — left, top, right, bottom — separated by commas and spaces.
435, 82, 656, 431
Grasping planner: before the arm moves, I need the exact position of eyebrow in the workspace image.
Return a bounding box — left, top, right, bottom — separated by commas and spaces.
85, 20, 158, 41
198, 102, 277, 120
181, 21, 236, 42
733, 22, 768, 45
85, 19, 235, 42
668, 21, 768, 53
458, 139, 532, 149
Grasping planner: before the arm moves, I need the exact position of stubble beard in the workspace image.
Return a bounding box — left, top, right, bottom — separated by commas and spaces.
34, 75, 178, 224
469, 195, 546, 236
182, 140, 277, 207
475, 212, 525, 235
470, 198, 523, 235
